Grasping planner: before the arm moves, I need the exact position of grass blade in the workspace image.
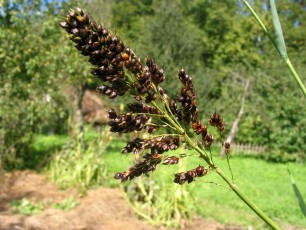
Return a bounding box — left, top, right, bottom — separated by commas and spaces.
288, 168, 306, 217
270, 0, 288, 60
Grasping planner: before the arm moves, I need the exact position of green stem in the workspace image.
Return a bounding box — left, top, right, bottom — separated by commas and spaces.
163, 113, 281, 229
216, 169, 281, 230
226, 153, 235, 183
195, 145, 280, 229
285, 58, 306, 97
152, 84, 182, 127
198, 151, 279, 228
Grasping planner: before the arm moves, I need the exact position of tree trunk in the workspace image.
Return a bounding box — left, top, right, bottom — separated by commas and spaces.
221, 80, 249, 156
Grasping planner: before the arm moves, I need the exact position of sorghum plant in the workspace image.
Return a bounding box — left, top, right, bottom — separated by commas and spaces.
60, 8, 281, 230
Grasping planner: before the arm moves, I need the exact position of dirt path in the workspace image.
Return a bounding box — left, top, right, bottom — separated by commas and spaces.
0, 171, 239, 230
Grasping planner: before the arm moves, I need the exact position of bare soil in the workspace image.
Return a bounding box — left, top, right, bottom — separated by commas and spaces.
0, 171, 241, 230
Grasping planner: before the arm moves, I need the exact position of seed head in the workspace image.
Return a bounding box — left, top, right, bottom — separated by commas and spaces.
173, 165, 208, 185
162, 156, 179, 165
208, 112, 224, 132
61, 8, 226, 185
224, 142, 231, 154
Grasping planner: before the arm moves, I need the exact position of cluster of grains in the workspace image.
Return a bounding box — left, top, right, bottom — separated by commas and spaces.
121, 136, 180, 154
60, 8, 226, 185
174, 165, 208, 184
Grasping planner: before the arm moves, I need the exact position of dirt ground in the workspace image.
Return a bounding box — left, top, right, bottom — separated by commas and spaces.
0, 171, 242, 230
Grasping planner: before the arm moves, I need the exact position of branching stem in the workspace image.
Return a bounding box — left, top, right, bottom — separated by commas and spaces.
163, 109, 281, 229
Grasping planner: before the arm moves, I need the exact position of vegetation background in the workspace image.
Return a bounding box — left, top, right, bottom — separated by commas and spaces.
0, 0, 305, 229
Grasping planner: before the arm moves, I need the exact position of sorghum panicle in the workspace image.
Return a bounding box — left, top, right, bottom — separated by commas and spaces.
60, 8, 229, 184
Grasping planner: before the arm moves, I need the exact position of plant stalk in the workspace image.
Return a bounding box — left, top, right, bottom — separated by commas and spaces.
162, 108, 281, 229
215, 169, 281, 230
188, 136, 281, 229
285, 58, 306, 97
196, 145, 281, 229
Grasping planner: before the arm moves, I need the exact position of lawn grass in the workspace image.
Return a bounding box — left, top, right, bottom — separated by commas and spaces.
103, 138, 306, 229
28, 134, 70, 170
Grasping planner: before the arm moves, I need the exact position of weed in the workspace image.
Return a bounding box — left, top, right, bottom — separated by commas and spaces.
11, 198, 44, 215
52, 196, 80, 211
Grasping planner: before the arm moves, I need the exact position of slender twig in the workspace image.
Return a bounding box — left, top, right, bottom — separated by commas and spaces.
286, 59, 306, 97
226, 153, 235, 184
202, 180, 230, 189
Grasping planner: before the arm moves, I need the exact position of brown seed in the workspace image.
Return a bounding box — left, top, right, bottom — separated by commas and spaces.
122, 53, 129, 61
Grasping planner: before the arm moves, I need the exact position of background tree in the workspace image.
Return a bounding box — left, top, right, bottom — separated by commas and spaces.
0, 0, 68, 169
0, 0, 91, 169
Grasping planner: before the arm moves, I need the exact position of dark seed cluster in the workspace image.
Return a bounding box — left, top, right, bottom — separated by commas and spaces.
122, 136, 180, 154
60, 8, 134, 98
174, 165, 208, 184
146, 58, 165, 85
61, 8, 229, 185
178, 68, 198, 123
208, 112, 224, 132
145, 125, 158, 133
128, 102, 160, 115
108, 109, 150, 133
192, 121, 207, 135
203, 133, 214, 147
224, 142, 231, 154
162, 156, 179, 165
114, 153, 162, 182
123, 48, 143, 74
133, 58, 164, 103
191, 118, 214, 147
169, 99, 183, 121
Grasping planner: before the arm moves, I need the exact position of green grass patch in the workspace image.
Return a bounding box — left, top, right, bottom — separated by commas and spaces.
32, 134, 69, 153
28, 134, 69, 170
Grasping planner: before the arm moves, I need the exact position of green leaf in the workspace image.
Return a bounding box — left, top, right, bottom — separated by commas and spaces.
288, 168, 306, 217
270, 0, 288, 60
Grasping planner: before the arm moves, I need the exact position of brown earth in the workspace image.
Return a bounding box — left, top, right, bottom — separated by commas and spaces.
0, 171, 243, 230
